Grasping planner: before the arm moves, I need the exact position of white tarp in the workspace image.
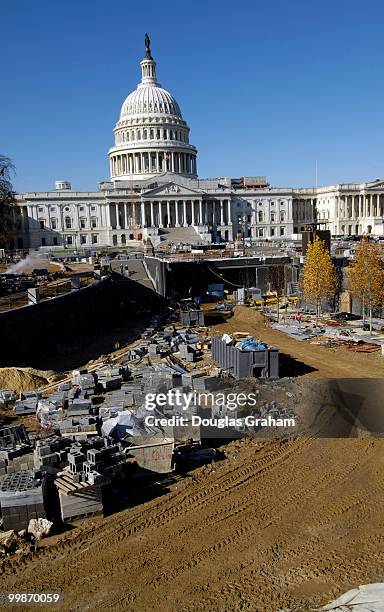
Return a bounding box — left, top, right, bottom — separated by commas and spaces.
319, 583, 384, 611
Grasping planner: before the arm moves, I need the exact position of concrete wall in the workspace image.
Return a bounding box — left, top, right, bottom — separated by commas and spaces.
0, 274, 164, 365
144, 256, 168, 297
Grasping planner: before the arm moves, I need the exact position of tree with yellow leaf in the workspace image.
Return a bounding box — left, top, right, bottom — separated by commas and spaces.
347, 239, 384, 333
302, 237, 336, 324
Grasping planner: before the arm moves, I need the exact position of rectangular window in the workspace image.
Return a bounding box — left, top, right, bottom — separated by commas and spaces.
39, 220, 45, 229
80, 235, 87, 244
270, 228, 275, 236
41, 237, 46, 246
38, 207, 44, 212
91, 218, 98, 228
67, 236, 73, 245
259, 228, 264, 237
51, 218, 57, 229
65, 218, 72, 229
280, 227, 285, 236
50, 206, 56, 212
53, 237, 58, 245
91, 234, 98, 244
91, 206, 96, 211
80, 218, 86, 229
79, 206, 85, 211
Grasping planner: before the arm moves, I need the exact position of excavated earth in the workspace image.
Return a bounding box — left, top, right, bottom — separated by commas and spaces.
1, 436, 384, 611
1, 307, 384, 610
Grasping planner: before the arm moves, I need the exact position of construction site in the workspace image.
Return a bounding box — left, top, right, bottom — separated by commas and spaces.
0, 237, 384, 612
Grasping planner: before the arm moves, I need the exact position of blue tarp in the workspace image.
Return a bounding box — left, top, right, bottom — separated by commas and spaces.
237, 338, 267, 351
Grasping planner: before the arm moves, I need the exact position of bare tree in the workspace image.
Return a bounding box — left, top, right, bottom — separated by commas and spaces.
0, 155, 17, 249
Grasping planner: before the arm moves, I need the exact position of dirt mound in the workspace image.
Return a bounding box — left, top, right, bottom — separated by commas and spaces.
1, 437, 383, 611
0, 367, 56, 393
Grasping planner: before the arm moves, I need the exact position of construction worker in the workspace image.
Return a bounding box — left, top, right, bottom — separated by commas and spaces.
295, 311, 302, 328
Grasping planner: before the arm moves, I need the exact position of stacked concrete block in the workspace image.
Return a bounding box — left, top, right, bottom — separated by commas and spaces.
71, 369, 88, 386
68, 450, 86, 474
79, 374, 96, 393
179, 343, 198, 362
59, 417, 98, 437
13, 399, 38, 416
58, 382, 72, 393
21, 391, 42, 401
0, 425, 30, 450
0, 457, 6, 478
67, 399, 92, 416
192, 376, 220, 391
58, 486, 103, 522
5, 452, 35, 474
47, 392, 67, 409
181, 371, 205, 387
98, 377, 123, 392
68, 387, 81, 402
0, 389, 17, 407
180, 309, 205, 327
33, 439, 67, 470
0, 472, 45, 531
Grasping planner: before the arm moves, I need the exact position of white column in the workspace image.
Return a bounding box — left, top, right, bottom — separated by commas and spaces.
150, 201, 154, 227
183, 200, 187, 226
141, 202, 145, 227
116, 204, 121, 230
167, 201, 171, 226
227, 199, 232, 225
199, 200, 203, 225
158, 202, 163, 227
175, 201, 179, 226
220, 200, 224, 225
191, 201, 196, 226
171, 153, 175, 173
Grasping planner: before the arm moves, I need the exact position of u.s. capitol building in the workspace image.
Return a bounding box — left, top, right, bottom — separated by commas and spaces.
13, 36, 384, 250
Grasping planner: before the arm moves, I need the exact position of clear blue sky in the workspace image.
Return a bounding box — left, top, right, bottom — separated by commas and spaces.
2, 0, 384, 192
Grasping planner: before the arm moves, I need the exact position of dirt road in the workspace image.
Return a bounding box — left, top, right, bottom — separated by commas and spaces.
2, 437, 383, 611
210, 306, 383, 378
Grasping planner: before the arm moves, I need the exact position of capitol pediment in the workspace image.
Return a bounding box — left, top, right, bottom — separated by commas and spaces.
142, 182, 203, 198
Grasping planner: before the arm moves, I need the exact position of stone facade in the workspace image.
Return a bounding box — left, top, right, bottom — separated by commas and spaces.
10, 38, 384, 250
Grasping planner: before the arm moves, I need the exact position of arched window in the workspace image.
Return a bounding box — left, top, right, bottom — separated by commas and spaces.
137, 130, 141, 140
121, 234, 126, 245
112, 234, 118, 246
367, 225, 372, 234
129, 233, 134, 240
143, 129, 147, 139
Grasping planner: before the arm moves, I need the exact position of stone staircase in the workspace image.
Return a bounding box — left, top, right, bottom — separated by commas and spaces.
158, 226, 203, 244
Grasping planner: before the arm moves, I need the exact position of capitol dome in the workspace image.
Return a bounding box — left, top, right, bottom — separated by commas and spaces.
108, 35, 197, 181
120, 85, 181, 118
